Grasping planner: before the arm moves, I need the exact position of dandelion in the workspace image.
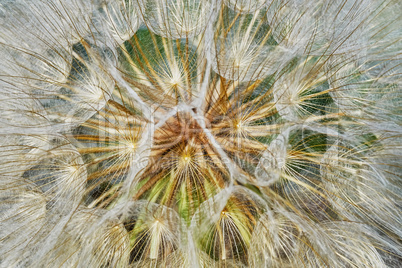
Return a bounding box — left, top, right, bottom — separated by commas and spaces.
0, 0, 401, 267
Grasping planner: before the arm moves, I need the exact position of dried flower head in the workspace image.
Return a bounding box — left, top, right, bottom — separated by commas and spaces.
0, 0, 401, 267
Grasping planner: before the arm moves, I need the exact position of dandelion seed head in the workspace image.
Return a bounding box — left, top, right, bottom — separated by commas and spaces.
1, 0, 401, 267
